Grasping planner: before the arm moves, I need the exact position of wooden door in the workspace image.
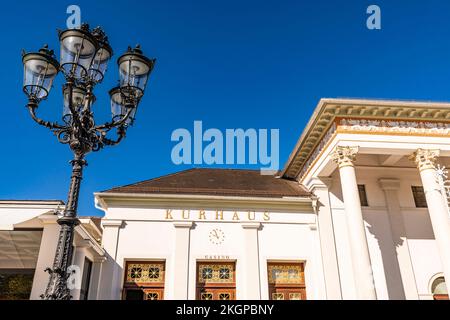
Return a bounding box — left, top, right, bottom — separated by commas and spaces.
143, 288, 164, 300
196, 262, 236, 300
198, 288, 235, 300
122, 261, 166, 300
267, 262, 306, 300
269, 287, 306, 300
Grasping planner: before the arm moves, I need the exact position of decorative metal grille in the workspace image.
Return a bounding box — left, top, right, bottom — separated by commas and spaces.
289, 293, 302, 300
219, 268, 230, 280
126, 263, 165, 284
201, 293, 213, 300
268, 264, 304, 285
145, 292, 159, 300
201, 267, 213, 280
198, 264, 234, 284
272, 293, 284, 300
219, 293, 231, 300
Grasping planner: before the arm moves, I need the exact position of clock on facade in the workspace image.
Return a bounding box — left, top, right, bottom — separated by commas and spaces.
209, 228, 225, 245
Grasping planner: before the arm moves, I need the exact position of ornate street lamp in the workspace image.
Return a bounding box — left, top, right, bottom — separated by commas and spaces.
21, 23, 155, 300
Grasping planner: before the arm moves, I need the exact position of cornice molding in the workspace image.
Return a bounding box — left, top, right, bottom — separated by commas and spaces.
94, 192, 314, 212
282, 98, 450, 180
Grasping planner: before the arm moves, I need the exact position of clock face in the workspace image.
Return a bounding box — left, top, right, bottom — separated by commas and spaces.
209, 228, 225, 245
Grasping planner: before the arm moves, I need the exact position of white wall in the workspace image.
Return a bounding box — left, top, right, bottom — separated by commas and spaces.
30, 221, 60, 299
258, 223, 325, 300
99, 207, 322, 300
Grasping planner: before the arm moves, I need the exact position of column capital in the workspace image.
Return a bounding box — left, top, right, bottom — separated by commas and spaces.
409, 149, 440, 171
101, 220, 125, 228
331, 146, 359, 168
241, 222, 261, 230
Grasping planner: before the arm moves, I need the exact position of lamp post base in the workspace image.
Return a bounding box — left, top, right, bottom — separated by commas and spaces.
41, 218, 80, 300
42, 156, 85, 300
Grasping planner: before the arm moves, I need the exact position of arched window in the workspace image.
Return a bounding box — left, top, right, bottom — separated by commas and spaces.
431, 276, 448, 300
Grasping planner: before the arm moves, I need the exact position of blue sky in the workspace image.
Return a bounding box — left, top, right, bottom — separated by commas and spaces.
3, 0, 450, 216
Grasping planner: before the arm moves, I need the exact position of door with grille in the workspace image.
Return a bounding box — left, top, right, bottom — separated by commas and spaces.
196, 262, 236, 300
268, 262, 306, 300
122, 261, 165, 300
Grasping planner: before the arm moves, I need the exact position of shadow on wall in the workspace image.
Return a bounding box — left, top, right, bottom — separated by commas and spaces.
97, 252, 123, 300
366, 215, 406, 300
325, 171, 435, 299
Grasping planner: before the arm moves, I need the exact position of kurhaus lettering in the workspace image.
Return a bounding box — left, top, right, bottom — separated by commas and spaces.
165, 209, 270, 221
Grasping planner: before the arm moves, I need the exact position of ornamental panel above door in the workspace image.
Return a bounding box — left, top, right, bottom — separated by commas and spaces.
196, 261, 236, 300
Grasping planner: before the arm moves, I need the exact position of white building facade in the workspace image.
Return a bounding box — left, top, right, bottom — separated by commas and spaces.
0, 200, 105, 300
94, 170, 319, 300
1, 98, 450, 300
281, 98, 450, 300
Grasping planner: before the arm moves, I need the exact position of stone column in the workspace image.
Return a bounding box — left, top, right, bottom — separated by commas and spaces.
379, 178, 418, 299
99, 220, 123, 300
173, 222, 193, 299
310, 177, 342, 299
89, 257, 107, 300
331, 146, 377, 299
30, 216, 60, 299
410, 149, 450, 290
241, 223, 261, 299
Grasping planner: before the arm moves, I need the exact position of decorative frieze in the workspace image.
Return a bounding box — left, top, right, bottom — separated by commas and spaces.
198, 263, 234, 284
283, 99, 450, 179
296, 118, 450, 180
339, 118, 450, 134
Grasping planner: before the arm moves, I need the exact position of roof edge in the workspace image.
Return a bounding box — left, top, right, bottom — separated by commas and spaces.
94, 192, 313, 212
0, 200, 64, 205
95, 192, 312, 202
280, 97, 450, 179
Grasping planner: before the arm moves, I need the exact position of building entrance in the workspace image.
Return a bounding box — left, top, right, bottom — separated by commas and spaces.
196, 261, 236, 300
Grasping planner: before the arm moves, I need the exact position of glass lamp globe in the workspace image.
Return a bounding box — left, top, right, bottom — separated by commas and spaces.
109, 86, 137, 126
117, 45, 155, 99
62, 85, 87, 123
22, 45, 59, 102
59, 24, 98, 80
88, 27, 113, 83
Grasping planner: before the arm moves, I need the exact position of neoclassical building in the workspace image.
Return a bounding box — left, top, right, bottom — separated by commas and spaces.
1, 98, 450, 300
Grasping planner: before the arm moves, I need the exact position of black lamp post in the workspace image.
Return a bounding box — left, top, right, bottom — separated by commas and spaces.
21, 23, 155, 300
